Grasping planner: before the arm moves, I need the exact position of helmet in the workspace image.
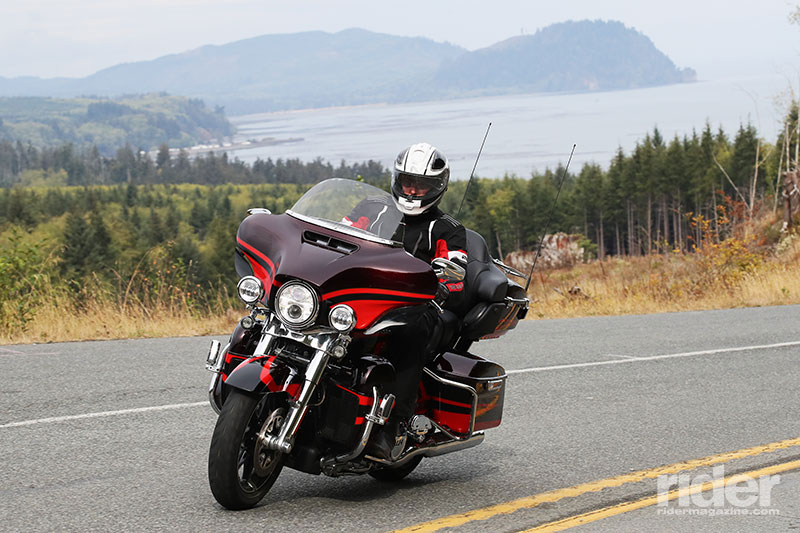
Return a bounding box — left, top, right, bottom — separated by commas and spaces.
391, 143, 450, 216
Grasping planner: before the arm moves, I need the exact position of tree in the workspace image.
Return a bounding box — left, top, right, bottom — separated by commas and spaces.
87, 211, 115, 273
156, 143, 171, 171
61, 212, 92, 278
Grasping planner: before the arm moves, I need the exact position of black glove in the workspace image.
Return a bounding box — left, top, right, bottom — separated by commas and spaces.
434, 281, 450, 307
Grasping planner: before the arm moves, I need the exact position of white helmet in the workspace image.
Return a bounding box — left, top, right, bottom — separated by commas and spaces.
391, 142, 450, 216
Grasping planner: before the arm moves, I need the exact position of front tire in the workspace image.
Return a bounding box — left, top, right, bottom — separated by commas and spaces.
208, 390, 286, 509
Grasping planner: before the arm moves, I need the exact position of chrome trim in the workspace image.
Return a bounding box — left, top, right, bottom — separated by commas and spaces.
364, 319, 406, 335
366, 432, 485, 467
247, 207, 272, 215
321, 387, 383, 473
287, 210, 403, 247
491, 257, 528, 279
208, 372, 222, 414
260, 348, 330, 454
205, 339, 223, 371
423, 368, 478, 438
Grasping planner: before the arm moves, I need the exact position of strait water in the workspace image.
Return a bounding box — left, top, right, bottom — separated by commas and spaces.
228, 74, 793, 180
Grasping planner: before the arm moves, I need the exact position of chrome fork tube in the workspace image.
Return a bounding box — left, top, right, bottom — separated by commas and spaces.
262, 349, 329, 454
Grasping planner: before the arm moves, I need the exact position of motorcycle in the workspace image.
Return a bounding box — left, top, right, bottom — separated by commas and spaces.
204, 178, 529, 509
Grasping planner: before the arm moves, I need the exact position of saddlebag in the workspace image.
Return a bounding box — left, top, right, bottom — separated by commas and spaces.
422, 351, 507, 435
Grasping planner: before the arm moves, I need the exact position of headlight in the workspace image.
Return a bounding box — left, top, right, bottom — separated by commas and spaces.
329, 304, 356, 332
237, 276, 264, 304
275, 281, 318, 329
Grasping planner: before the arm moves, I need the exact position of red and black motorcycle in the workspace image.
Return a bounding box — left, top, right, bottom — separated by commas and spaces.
205, 178, 528, 509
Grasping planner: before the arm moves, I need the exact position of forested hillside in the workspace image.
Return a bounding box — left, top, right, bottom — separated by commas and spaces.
0, 97, 796, 339
433, 20, 695, 96
0, 94, 233, 155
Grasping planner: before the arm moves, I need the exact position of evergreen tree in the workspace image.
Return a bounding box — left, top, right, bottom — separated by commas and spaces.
61, 212, 92, 277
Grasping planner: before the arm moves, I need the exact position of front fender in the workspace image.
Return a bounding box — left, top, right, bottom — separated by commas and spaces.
224, 355, 303, 401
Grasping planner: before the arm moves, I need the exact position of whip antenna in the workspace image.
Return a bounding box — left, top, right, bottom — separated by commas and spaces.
524, 144, 576, 292
456, 122, 492, 220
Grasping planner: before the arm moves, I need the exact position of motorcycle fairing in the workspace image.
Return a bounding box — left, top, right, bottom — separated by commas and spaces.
322, 287, 433, 330
224, 355, 303, 400
236, 213, 437, 330
236, 236, 278, 292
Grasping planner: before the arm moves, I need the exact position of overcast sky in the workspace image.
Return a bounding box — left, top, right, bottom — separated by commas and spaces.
2, 0, 798, 80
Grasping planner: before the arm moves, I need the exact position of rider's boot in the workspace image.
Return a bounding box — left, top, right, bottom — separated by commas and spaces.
367, 418, 407, 461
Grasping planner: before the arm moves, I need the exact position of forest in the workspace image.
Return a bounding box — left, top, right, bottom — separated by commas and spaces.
0, 94, 234, 156
0, 99, 797, 336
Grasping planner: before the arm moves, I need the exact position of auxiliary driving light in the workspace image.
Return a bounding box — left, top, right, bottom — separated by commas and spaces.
328, 304, 356, 332
237, 276, 264, 304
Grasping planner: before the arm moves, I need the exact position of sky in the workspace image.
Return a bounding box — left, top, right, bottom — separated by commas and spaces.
2, 0, 798, 81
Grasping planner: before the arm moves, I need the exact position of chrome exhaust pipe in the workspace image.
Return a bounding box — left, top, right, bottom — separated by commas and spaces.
367, 432, 485, 467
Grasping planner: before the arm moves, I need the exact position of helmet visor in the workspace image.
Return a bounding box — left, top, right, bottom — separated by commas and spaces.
393, 172, 447, 198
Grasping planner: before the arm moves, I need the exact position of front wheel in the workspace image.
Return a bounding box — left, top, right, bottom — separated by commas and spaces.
208, 390, 286, 509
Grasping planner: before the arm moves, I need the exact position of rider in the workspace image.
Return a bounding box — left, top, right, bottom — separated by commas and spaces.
366, 142, 469, 460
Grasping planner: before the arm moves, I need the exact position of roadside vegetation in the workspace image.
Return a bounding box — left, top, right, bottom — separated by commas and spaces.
0, 95, 797, 344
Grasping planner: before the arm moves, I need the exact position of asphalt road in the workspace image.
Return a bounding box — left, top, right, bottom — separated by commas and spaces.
1, 305, 799, 532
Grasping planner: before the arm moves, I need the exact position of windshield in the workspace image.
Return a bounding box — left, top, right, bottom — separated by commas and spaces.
288, 179, 404, 245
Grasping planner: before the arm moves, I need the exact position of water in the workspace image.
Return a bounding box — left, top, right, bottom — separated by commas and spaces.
227, 74, 794, 180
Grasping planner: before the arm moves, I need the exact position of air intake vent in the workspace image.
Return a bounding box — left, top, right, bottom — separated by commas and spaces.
302, 231, 359, 254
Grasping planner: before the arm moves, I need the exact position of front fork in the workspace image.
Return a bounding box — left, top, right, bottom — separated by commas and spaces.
260, 348, 329, 453
206, 314, 351, 454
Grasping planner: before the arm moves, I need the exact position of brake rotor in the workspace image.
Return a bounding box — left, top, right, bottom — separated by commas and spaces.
253, 407, 285, 477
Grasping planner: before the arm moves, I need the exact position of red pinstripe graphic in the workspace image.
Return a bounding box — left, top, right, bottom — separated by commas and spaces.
335, 384, 373, 406
225, 352, 247, 364
242, 251, 271, 287
322, 287, 433, 301
433, 396, 472, 409
237, 237, 276, 275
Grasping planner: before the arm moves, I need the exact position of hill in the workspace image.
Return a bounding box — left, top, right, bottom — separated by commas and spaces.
432, 20, 696, 96
0, 21, 695, 116
0, 94, 234, 155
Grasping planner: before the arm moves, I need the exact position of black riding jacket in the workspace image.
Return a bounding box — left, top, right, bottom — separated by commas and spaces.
344, 202, 468, 301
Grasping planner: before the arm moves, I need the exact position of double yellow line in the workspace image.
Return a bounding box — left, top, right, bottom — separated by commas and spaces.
396, 436, 800, 533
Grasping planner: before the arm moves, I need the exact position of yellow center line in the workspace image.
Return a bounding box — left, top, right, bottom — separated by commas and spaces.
524, 458, 800, 532
393, 436, 800, 533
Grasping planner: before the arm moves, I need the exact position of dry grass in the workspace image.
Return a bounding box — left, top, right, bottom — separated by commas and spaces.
4, 230, 800, 345
0, 294, 242, 345
527, 233, 800, 319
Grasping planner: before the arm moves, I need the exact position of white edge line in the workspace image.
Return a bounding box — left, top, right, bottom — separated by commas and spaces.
6, 341, 800, 428
507, 341, 800, 375
1, 401, 208, 429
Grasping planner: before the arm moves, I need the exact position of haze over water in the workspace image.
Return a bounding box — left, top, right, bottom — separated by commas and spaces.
229, 73, 793, 180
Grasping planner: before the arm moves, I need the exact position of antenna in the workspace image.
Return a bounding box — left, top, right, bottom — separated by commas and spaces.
456, 122, 492, 220
524, 144, 576, 292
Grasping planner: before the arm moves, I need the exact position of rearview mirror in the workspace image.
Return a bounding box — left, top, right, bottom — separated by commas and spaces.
431, 257, 466, 283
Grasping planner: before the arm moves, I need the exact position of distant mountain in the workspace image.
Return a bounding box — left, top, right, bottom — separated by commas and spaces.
0, 22, 694, 116
432, 20, 696, 96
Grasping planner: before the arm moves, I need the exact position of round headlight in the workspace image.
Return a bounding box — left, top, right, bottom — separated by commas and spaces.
275, 282, 318, 328
329, 304, 356, 332
237, 276, 264, 304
